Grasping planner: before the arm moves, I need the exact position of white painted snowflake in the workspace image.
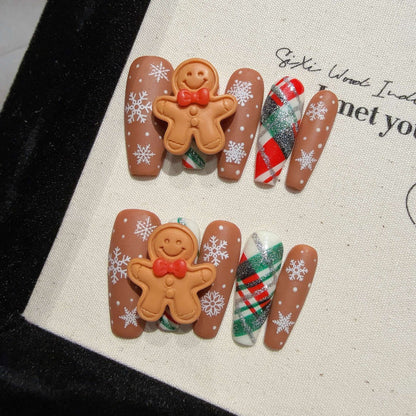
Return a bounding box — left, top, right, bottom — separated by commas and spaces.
108, 247, 131, 285
133, 143, 155, 165
223, 141, 247, 164
203, 236, 229, 267
295, 149, 317, 170
200, 290, 225, 317
148, 62, 170, 82
134, 216, 157, 241
273, 311, 295, 334
125, 91, 152, 124
286, 259, 308, 281
227, 80, 253, 106
119, 307, 140, 328
306, 101, 328, 121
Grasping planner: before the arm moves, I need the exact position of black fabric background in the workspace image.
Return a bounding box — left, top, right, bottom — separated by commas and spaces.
0, 1, 233, 414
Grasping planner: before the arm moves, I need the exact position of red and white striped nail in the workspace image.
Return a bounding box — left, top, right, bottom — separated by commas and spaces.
125, 56, 173, 176
254, 77, 304, 186
108, 209, 161, 338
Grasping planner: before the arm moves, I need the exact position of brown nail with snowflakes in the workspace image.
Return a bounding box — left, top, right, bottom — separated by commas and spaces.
108, 209, 161, 338
193, 220, 241, 339
125, 56, 173, 176
286, 90, 338, 190
218, 68, 264, 180
264, 244, 317, 350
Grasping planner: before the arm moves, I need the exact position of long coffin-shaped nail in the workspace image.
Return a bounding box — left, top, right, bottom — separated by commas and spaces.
193, 220, 241, 339
218, 69, 264, 180
125, 56, 173, 176
158, 217, 201, 332
286, 90, 338, 190
264, 245, 318, 350
232, 231, 283, 346
108, 209, 161, 338
254, 77, 304, 185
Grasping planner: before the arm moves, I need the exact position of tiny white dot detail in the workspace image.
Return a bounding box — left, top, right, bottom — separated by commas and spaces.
316, 127, 321, 132
240, 126, 245, 131
293, 287, 298, 292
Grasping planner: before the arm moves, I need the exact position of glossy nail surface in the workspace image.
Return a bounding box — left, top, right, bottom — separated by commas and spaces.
194, 220, 241, 339
286, 90, 338, 190
125, 56, 173, 176
254, 77, 304, 185
232, 231, 283, 346
264, 245, 317, 350
218, 68, 264, 180
108, 209, 161, 338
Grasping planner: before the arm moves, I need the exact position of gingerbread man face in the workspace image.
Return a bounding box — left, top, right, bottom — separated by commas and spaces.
150, 224, 197, 263
173, 60, 218, 96
127, 223, 216, 324
153, 58, 237, 156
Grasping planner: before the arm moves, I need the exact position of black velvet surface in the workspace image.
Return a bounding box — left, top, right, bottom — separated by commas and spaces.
0, 1, 233, 414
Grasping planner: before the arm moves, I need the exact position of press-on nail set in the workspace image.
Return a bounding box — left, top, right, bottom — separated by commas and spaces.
124, 56, 338, 188
108, 209, 317, 349
110, 56, 338, 349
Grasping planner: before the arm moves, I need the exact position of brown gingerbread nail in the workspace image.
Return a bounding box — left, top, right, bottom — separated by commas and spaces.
127, 223, 216, 324
264, 244, 318, 350
218, 69, 264, 180
286, 90, 338, 190
125, 56, 173, 176
108, 209, 161, 338
153, 58, 238, 156
193, 220, 241, 339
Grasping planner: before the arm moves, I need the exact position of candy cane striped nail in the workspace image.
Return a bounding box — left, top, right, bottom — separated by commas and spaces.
254, 77, 304, 186
232, 231, 283, 346
108, 209, 161, 338
125, 56, 173, 176
286, 90, 338, 190
264, 245, 317, 350
193, 220, 241, 339
218, 68, 264, 180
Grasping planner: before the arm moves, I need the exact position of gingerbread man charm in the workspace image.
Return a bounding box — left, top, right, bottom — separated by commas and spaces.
127, 223, 216, 324
153, 58, 238, 156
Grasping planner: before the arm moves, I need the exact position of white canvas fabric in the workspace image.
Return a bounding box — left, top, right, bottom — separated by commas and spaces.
24, 1, 416, 414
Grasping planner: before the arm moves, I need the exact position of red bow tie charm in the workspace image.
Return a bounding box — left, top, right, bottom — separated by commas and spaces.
153, 258, 188, 278
177, 88, 210, 107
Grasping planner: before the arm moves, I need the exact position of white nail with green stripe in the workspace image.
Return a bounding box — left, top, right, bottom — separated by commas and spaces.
232, 231, 283, 346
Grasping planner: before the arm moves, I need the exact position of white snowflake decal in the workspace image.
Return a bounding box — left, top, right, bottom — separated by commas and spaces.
306, 101, 328, 121
223, 141, 247, 164
295, 149, 317, 171
286, 259, 308, 281
273, 311, 295, 334
148, 62, 170, 82
125, 91, 152, 124
203, 236, 229, 267
133, 143, 155, 165
134, 216, 157, 241
200, 290, 225, 317
119, 307, 140, 328
108, 247, 131, 285
227, 80, 253, 106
